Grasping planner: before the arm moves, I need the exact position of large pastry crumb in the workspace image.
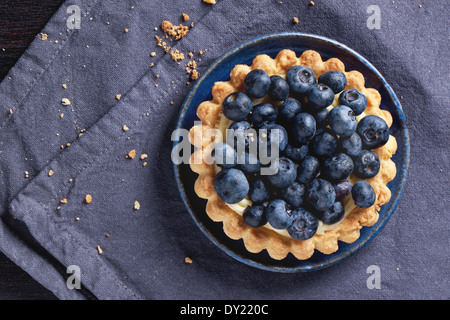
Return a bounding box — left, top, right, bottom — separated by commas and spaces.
189, 49, 397, 260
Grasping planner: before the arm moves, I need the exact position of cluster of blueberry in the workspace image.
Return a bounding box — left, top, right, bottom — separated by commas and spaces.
212, 64, 390, 241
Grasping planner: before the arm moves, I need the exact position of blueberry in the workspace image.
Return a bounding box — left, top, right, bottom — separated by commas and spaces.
339, 89, 368, 115
318, 201, 345, 224
243, 205, 267, 228
307, 179, 336, 212
351, 181, 376, 208
265, 199, 293, 229
266, 157, 297, 188
248, 103, 278, 128
286, 65, 316, 96
277, 98, 302, 125
353, 150, 380, 179
287, 207, 318, 240
332, 179, 352, 201
238, 151, 261, 174
356, 115, 390, 149
214, 168, 249, 204
322, 153, 354, 181
211, 142, 237, 168
244, 69, 271, 99
306, 83, 335, 112
222, 92, 253, 121
280, 181, 306, 208
259, 123, 288, 156
338, 132, 362, 158
311, 128, 338, 158
292, 112, 316, 143
328, 105, 357, 137
313, 107, 329, 128
318, 71, 347, 94
268, 75, 289, 101
228, 121, 255, 151
284, 142, 309, 162
248, 178, 271, 204
297, 155, 321, 184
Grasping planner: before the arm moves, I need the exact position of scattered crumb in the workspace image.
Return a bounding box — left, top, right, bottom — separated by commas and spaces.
188, 52, 194, 58
97, 245, 103, 254
140, 153, 148, 160
60, 198, 68, 204
170, 49, 185, 61
161, 20, 173, 33
127, 150, 136, 159
182, 13, 190, 21
115, 94, 122, 100
185, 256, 193, 264
24, 171, 29, 178
62, 83, 67, 89
48, 169, 54, 177
8, 108, 13, 115
309, 1, 315, 5
150, 63, 155, 67
75, 217, 80, 221
61, 98, 71, 106
122, 124, 129, 131
293, 17, 299, 23
40, 33, 48, 41
85, 194, 93, 204
60, 113, 64, 119
105, 233, 110, 238
142, 162, 147, 167
185, 60, 199, 80
203, 0, 216, 4
133, 200, 140, 210
150, 51, 156, 57
124, 28, 129, 33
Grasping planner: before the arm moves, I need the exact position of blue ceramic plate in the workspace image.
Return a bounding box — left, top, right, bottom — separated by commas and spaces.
173, 33, 409, 272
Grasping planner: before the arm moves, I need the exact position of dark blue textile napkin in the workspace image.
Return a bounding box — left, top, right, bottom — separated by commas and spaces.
0, 0, 448, 299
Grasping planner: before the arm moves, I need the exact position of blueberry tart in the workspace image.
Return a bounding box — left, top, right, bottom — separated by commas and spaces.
189, 50, 397, 260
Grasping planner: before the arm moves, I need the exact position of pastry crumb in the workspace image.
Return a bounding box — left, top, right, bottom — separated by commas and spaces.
115, 94, 122, 100
60, 113, 64, 119
97, 245, 103, 254
61, 98, 71, 106
293, 17, 299, 23
24, 171, 29, 178
184, 256, 193, 264
62, 83, 67, 89
48, 169, 54, 176
127, 150, 136, 159
8, 108, 13, 115
40, 33, 48, 40
122, 124, 129, 131
170, 49, 185, 61
142, 161, 147, 167
61, 198, 68, 204
182, 13, 190, 21
309, 1, 315, 5
85, 194, 93, 204
139, 153, 148, 160
150, 51, 156, 57
133, 200, 140, 210
161, 20, 173, 33
124, 28, 129, 33
203, 0, 216, 4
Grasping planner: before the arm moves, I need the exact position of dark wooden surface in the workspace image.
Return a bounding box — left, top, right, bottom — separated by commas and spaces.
0, 0, 65, 300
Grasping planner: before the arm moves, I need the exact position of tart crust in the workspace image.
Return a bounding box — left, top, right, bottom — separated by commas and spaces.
188, 49, 397, 260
